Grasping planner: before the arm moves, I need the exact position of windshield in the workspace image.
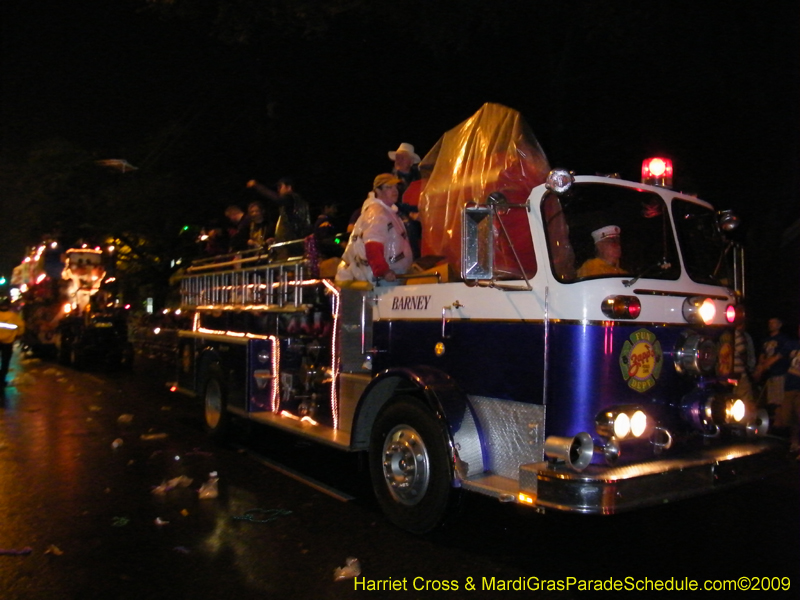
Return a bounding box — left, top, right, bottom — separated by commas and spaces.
672, 199, 732, 286
542, 183, 680, 283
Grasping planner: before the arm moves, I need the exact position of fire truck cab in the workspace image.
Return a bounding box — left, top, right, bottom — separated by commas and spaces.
171, 105, 785, 533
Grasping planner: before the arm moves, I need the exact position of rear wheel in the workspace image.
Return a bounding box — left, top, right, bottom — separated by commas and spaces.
369, 396, 455, 534
203, 365, 229, 439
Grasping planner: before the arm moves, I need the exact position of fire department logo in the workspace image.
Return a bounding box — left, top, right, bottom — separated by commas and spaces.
619, 329, 663, 393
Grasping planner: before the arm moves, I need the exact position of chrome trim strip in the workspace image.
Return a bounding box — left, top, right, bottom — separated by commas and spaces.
633, 289, 729, 300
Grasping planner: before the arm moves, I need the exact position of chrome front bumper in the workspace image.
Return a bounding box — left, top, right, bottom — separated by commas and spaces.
519, 439, 789, 514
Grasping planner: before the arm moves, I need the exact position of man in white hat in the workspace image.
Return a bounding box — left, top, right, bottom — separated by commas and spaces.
388, 142, 422, 258
389, 142, 421, 191
577, 225, 627, 278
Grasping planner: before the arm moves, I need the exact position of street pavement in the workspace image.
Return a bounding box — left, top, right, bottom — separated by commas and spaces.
1, 346, 798, 599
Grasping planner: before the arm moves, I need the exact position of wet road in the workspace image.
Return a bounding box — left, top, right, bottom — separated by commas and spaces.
1, 347, 798, 599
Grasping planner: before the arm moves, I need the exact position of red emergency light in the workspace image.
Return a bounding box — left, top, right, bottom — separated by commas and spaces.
641, 157, 673, 188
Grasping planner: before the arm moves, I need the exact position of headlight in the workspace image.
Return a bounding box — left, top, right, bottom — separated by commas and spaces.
729, 399, 746, 423
683, 296, 716, 325
596, 407, 650, 440
680, 394, 749, 434
614, 412, 630, 438
630, 410, 648, 437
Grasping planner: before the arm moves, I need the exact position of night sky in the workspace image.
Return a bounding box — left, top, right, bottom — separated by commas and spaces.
2, 0, 799, 324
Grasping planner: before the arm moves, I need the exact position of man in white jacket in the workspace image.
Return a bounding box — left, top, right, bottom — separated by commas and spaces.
336, 174, 414, 284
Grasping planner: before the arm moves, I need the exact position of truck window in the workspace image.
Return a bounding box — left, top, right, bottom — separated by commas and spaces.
672, 198, 733, 287
542, 183, 680, 283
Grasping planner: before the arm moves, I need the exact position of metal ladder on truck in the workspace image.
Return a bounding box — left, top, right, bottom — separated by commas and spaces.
180, 251, 314, 310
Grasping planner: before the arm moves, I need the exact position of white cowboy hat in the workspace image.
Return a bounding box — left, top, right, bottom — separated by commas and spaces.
388, 142, 420, 164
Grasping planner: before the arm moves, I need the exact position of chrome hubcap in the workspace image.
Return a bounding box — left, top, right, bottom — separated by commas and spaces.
381, 425, 429, 506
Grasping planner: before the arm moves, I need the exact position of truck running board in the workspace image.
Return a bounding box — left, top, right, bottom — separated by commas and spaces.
229, 407, 352, 451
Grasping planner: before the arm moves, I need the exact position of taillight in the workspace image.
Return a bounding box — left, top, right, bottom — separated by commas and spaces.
601, 295, 642, 319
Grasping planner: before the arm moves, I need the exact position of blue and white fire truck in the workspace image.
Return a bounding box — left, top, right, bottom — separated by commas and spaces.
171, 104, 785, 533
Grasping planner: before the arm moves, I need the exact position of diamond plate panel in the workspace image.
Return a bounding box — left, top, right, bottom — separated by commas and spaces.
468, 396, 545, 480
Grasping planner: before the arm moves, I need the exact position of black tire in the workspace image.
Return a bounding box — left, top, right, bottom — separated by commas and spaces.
202, 365, 230, 440
369, 396, 456, 534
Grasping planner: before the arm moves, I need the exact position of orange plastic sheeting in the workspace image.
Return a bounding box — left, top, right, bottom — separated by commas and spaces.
417, 103, 550, 279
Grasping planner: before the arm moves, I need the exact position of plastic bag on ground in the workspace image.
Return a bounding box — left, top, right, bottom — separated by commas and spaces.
152, 476, 193, 495
333, 557, 361, 582
198, 472, 219, 499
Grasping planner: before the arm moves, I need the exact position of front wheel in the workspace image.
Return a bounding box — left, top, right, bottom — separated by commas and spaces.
369, 396, 456, 534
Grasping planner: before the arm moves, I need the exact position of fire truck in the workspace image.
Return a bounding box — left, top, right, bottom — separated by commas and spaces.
13, 244, 132, 369
171, 104, 785, 533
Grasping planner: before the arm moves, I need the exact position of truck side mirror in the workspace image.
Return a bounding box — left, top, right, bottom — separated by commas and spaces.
462, 205, 494, 280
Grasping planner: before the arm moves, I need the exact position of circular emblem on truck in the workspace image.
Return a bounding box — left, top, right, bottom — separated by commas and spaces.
619, 329, 663, 392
